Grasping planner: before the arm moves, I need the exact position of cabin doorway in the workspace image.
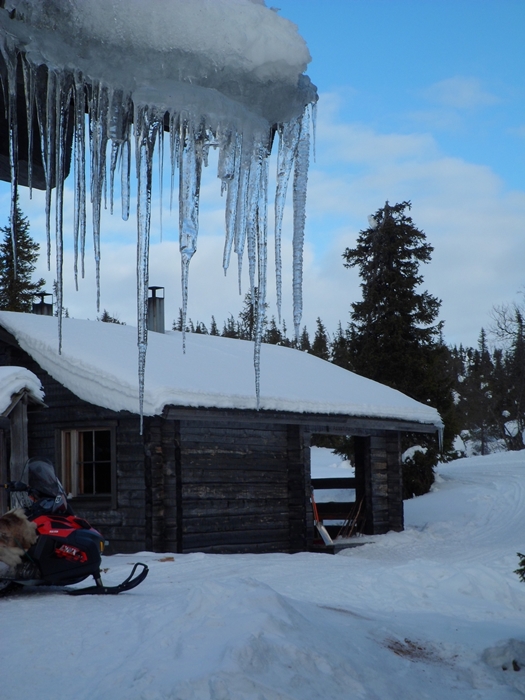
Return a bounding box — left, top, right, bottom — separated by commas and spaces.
309, 436, 365, 542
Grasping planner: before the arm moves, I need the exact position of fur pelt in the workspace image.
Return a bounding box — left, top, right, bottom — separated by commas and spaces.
0, 509, 38, 568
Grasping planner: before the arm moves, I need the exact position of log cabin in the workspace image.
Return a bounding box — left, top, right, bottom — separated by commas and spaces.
0, 310, 442, 554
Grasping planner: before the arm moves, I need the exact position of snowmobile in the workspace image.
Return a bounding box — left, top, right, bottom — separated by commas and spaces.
0, 458, 148, 596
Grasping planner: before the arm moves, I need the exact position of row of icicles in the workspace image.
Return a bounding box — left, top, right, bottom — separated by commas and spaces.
0, 39, 314, 425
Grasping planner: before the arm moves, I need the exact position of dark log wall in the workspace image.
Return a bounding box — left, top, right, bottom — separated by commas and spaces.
174, 419, 305, 553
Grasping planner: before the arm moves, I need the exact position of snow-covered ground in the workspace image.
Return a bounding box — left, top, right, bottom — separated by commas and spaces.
3, 451, 525, 699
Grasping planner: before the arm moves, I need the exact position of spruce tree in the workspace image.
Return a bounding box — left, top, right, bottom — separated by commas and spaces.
311, 317, 330, 360
343, 201, 455, 495
343, 201, 442, 393
98, 309, 125, 324
506, 311, 525, 449
0, 198, 45, 311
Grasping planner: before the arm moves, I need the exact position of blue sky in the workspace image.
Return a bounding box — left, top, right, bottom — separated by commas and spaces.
1, 0, 524, 347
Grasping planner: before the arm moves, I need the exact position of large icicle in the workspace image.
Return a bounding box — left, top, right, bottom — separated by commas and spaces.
73, 72, 86, 287
21, 56, 35, 197
292, 108, 310, 341
219, 130, 242, 275
0, 36, 19, 273
88, 82, 110, 312
55, 72, 74, 352
254, 146, 270, 408
274, 118, 301, 323
135, 104, 161, 431
178, 118, 202, 350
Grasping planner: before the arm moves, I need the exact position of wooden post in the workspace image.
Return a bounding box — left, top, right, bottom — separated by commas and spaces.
9, 398, 28, 509
0, 425, 7, 513
386, 432, 403, 532
354, 436, 370, 532
355, 433, 404, 535
287, 425, 310, 552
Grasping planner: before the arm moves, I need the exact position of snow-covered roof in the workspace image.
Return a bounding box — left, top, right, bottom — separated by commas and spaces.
0, 312, 442, 428
0, 365, 44, 416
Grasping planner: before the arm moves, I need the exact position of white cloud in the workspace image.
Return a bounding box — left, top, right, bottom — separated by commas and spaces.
422, 76, 500, 110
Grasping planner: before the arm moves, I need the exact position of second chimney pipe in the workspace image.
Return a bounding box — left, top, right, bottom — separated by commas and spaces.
147, 286, 165, 333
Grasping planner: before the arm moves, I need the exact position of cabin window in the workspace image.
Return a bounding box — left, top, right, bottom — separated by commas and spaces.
61, 428, 114, 497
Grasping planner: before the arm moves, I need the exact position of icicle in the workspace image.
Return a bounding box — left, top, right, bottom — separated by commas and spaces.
158, 120, 164, 241
73, 72, 86, 287
234, 161, 250, 295
21, 57, 35, 197
135, 104, 161, 432
311, 101, 317, 163
274, 118, 301, 323
0, 38, 19, 275
44, 71, 58, 272
169, 111, 180, 212
245, 145, 263, 301
219, 131, 242, 274
55, 73, 73, 354
178, 117, 202, 350
254, 150, 269, 409
108, 89, 130, 218
109, 142, 119, 216
88, 82, 109, 312
292, 108, 310, 341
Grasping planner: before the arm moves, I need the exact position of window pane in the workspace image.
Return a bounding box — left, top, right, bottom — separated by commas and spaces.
95, 463, 111, 494
82, 462, 94, 494
65, 428, 113, 497
94, 430, 111, 461
81, 431, 94, 462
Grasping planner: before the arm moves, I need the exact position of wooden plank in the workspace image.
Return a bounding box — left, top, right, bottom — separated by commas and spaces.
165, 406, 439, 435
316, 502, 355, 518
182, 527, 289, 548
312, 477, 356, 489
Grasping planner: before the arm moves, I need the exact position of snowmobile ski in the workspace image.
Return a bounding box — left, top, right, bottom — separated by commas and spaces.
67, 562, 149, 596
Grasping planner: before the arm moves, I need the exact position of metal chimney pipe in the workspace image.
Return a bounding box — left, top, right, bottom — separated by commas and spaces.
147, 286, 165, 333
32, 292, 53, 316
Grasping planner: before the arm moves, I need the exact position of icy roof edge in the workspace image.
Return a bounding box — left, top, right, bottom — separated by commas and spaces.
0, 0, 317, 125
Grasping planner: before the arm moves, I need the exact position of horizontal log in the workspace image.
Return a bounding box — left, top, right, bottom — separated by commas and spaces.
311, 477, 356, 489
182, 514, 288, 534
182, 527, 289, 548
181, 469, 288, 484
165, 406, 438, 435
182, 484, 287, 499
316, 502, 355, 518
182, 541, 289, 554
181, 499, 289, 517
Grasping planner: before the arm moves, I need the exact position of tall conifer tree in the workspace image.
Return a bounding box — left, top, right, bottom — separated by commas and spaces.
0, 198, 45, 311
343, 201, 455, 494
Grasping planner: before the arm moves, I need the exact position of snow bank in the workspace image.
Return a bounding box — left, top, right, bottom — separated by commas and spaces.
2, 451, 525, 699
0, 312, 443, 428
0, 366, 44, 415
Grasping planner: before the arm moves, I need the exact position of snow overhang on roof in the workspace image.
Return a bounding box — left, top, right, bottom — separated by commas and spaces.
0, 312, 443, 430
0, 364, 45, 416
